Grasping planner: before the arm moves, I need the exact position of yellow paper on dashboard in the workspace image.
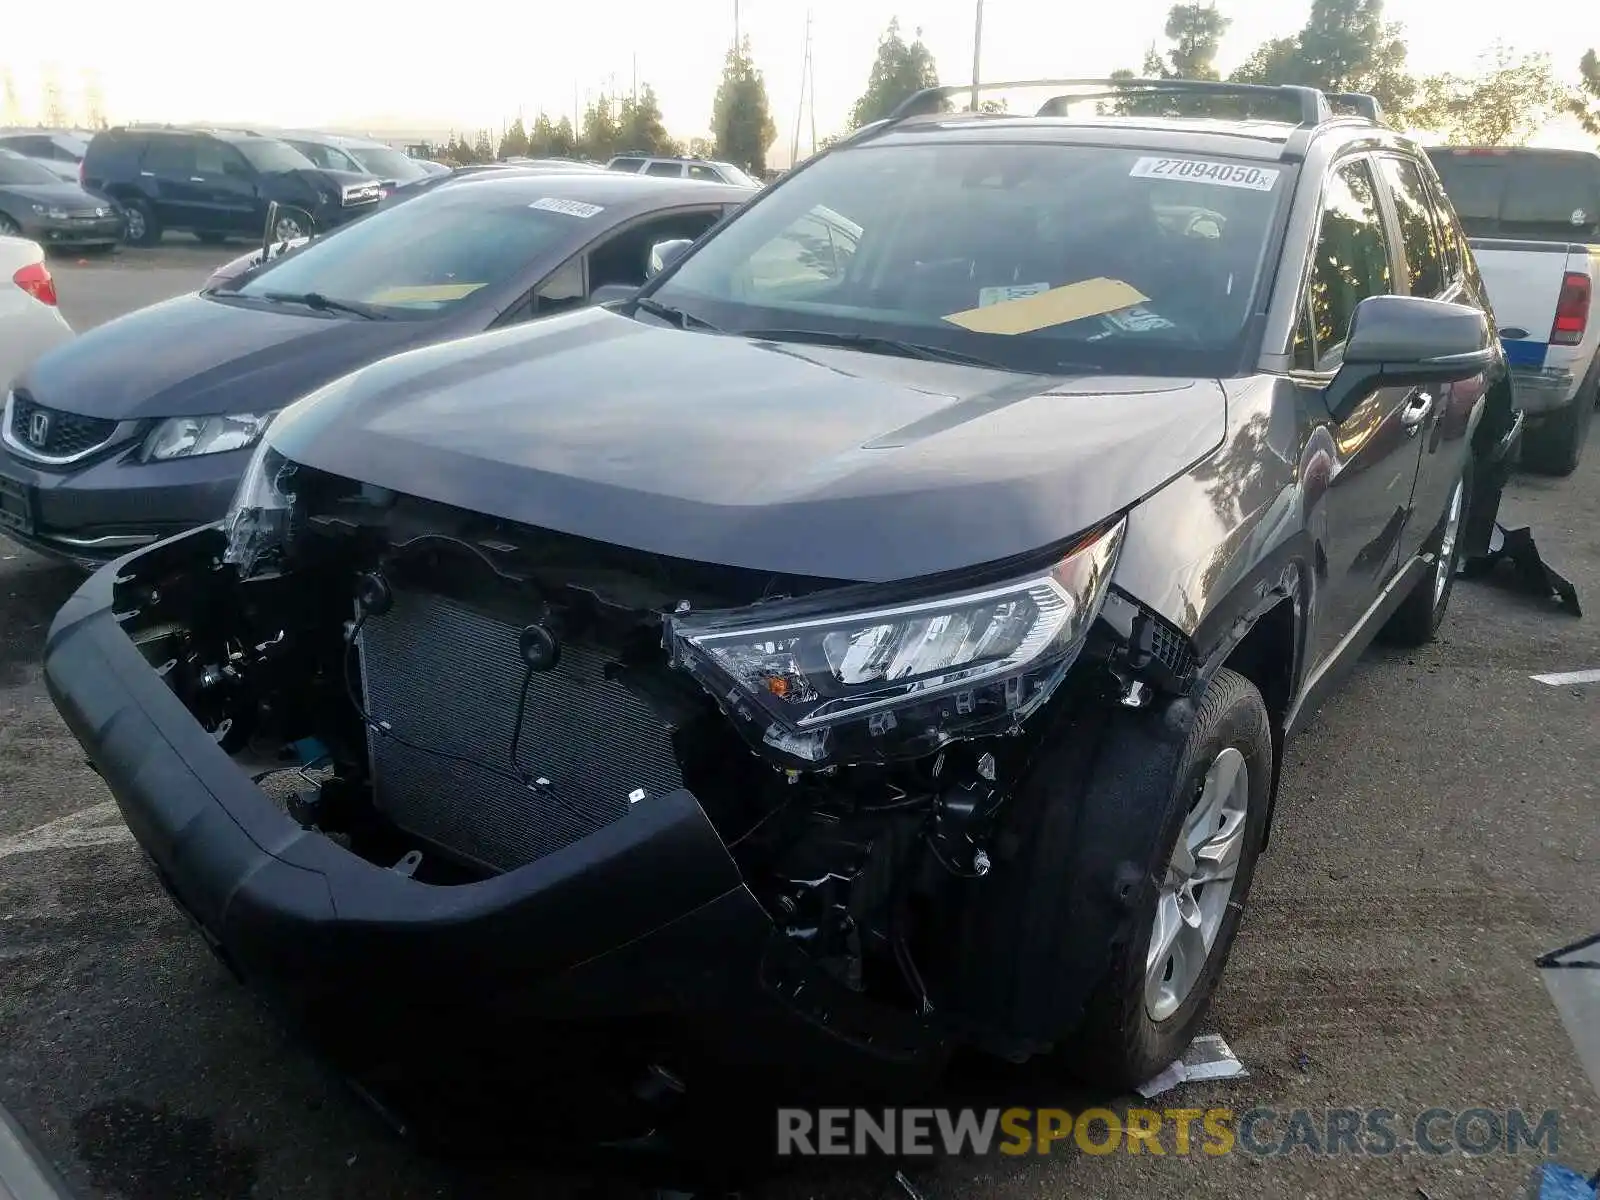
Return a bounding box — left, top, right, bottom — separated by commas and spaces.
942, 277, 1149, 336
364, 282, 487, 304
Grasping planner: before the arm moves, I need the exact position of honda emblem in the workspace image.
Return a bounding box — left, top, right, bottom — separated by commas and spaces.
27, 411, 50, 448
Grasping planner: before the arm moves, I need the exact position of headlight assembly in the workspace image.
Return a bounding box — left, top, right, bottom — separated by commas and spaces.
669, 517, 1126, 767
141, 413, 275, 462
222, 441, 299, 578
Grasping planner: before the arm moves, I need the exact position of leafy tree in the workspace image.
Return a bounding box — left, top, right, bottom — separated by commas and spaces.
1411, 44, 1568, 145
550, 116, 577, 158
618, 84, 678, 156
498, 116, 529, 160
685, 135, 715, 158
578, 92, 623, 161
849, 18, 943, 128
1572, 49, 1600, 136
1163, 3, 1230, 79
1229, 0, 1416, 120
712, 37, 778, 172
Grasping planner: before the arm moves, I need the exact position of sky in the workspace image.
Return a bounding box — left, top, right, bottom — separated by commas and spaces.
3, 0, 1598, 162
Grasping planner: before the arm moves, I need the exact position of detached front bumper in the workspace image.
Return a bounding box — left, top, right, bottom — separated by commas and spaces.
43, 541, 946, 1113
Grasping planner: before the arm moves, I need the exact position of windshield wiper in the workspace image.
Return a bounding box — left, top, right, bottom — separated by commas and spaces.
635, 296, 720, 332
738, 328, 1011, 370
258, 291, 391, 320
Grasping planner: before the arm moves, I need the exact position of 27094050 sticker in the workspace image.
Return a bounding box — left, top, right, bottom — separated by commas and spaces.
1129, 157, 1281, 191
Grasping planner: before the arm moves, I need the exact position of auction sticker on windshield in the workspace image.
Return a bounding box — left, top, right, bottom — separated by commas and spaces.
529, 197, 604, 218
1129, 158, 1281, 191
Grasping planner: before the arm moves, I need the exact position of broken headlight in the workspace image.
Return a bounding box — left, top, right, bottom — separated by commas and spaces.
669, 518, 1125, 767
222, 440, 299, 578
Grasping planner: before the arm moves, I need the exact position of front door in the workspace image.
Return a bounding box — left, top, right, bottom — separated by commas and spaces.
193, 142, 262, 235
137, 136, 210, 230
1301, 156, 1427, 672
1376, 153, 1483, 567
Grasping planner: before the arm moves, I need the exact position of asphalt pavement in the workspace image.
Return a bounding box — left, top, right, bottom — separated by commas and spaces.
1, 245, 1596, 1200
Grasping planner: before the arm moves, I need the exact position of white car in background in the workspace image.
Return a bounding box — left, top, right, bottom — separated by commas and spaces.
0, 235, 71, 390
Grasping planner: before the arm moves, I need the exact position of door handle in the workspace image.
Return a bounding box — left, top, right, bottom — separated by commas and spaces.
138, 170, 154, 177
1401, 391, 1434, 435
189, 176, 206, 182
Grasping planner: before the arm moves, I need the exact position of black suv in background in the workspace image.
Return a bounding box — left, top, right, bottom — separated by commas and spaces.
80, 127, 383, 246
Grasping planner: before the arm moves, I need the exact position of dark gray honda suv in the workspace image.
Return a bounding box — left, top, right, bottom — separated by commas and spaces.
44, 79, 1520, 1133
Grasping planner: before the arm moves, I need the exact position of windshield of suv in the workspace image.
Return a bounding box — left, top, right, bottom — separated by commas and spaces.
711, 161, 759, 187
348, 145, 428, 182
0, 150, 62, 185
230, 182, 575, 315
235, 139, 317, 175
649, 142, 1288, 375
1426, 149, 1600, 241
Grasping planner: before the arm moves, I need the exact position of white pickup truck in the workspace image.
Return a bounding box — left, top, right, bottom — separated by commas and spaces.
1426, 146, 1600, 475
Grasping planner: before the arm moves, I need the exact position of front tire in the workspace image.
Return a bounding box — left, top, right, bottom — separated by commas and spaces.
1380, 459, 1470, 648
1066, 669, 1272, 1088
120, 198, 161, 246
0, 213, 20, 236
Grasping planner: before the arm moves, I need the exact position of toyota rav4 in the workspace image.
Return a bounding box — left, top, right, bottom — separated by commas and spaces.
44, 79, 1521, 1133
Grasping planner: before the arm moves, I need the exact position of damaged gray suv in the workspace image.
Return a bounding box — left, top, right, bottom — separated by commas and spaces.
45, 79, 1521, 1127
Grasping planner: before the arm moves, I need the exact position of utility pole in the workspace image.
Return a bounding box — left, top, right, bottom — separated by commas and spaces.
733, 0, 740, 49
632, 53, 638, 106
969, 0, 985, 112
791, 10, 813, 166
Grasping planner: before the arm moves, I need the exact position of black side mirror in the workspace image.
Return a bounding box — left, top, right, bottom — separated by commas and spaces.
1325, 294, 1498, 423
590, 283, 640, 306
646, 238, 694, 279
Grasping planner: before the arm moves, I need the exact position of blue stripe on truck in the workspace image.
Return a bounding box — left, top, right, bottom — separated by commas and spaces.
1501, 338, 1548, 369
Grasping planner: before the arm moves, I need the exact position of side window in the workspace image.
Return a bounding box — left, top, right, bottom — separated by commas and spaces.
608, 158, 645, 173
1305, 158, 1394, 371
1421, 170, 1466, 285
141, 137, 197, 177
1377, 156, 1446, 298
531, 257, 585, 317
588, 209, 722, 290
8, 136, 47, 156
687, 163, 720, 182
645, 161, 683, 178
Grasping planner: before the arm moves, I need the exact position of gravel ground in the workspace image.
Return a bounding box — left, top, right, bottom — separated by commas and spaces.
1, 247, 1596, 1199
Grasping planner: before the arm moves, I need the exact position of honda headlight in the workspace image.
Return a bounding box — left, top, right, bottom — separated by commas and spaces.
669, 518, 1126, 767
141, 412, 275, 462
223, 441, 298, 578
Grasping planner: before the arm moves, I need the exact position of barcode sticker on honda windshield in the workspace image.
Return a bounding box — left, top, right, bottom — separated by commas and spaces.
1129, 157, 1281, 191
529, 197, 604, 218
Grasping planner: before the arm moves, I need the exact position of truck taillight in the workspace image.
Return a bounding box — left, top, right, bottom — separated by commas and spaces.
13, 262, 57, 307
1551, 272, 1591, 347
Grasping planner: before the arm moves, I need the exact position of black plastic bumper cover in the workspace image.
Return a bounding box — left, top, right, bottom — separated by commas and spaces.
42, 543, 947, 1104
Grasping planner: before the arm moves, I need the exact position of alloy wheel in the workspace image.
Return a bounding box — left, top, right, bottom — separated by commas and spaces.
1433, 478, 1464, 608
1145, 747, 1250, 1022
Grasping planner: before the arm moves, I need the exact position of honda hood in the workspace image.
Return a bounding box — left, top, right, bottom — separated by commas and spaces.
270, 308, 1227, 582
16, 293, 432, 420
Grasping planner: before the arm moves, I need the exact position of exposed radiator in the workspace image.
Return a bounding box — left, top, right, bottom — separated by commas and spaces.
357, 588, 685, 872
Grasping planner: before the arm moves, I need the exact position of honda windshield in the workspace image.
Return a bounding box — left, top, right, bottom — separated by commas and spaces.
647, 141, 1290, 376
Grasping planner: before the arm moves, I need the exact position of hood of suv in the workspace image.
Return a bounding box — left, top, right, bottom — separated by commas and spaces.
269, 307, 1228, 582
15, 292, 432, 420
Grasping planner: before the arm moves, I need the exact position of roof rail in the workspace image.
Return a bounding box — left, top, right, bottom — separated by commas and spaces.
889, 78, 1334, 126
1325, 91, 1385, 123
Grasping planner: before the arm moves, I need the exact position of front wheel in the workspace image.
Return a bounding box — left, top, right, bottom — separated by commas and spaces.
1066, 669, 1273, 1088
1380, 459, 1470, 648
120, 198, 160, 246
0, 213, 20, 236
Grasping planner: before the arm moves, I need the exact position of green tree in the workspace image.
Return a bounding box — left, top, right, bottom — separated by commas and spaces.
527, 113, 557, 157
472, 129, 495, 163
618, 84, 678, 156
1164, 3, 1230, 79
1411, 43, 1568, 145
1571, 49, 1600, 136
848, 18, 942, 128
577, 92, 623, 160
1229, 0, 1416, 120
498, 115, 529, 160
712, 37, 778, 172
551, 116, 577, 158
